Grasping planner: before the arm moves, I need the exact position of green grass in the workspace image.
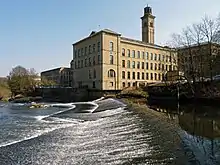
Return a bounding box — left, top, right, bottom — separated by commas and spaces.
0, 83, 11, 100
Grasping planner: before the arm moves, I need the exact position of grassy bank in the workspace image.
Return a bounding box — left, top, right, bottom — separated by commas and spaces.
0, 83, 11, 101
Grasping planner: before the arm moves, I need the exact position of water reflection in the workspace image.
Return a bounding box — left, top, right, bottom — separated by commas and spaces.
148, 101, 220, 164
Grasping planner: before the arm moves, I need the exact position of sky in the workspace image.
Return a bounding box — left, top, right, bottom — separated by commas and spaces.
0, 0, 220, 76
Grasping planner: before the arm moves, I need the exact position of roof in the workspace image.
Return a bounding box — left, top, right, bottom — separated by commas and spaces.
73, 28, 121, 46
121, 37, 175, 51
41, 67, 71, 74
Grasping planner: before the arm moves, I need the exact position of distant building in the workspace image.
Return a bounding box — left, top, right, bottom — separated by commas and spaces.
41, 67, 73, 87
70, 6, 178, 91
178, 42, 220, 80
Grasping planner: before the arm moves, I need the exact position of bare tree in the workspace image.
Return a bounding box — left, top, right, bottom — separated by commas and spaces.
200, 14, 220, 80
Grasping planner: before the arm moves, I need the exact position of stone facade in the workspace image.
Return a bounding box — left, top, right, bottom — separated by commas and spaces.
71, 6, 178, 91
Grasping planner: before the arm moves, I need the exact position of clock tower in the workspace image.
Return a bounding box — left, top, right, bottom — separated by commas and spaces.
141, 6, 155, 44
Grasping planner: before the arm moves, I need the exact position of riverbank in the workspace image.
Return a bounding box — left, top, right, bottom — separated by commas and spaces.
120, 98, 192, 164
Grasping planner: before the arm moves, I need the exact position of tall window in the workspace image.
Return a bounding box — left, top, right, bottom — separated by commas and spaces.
142, 62, 144, 69
146, 73, 149, 80
151, 53, 153, 60
81, 48, 84, 56
132, 72, 135, 79
142, 52, 145, 59
78, 61, 80, 68
158, 54, 161, 61
89, 57, 91, 66
93, 44, 96, 52
110, 55, 113, 64
150, 63, 153, 70
122, 82, 125, 88
137, 72, 140, 79
132, 61, 135, 68
85, 47, 87, 55
78, 49, 80, 57
137, 62, 140, 69
97, 42, 100, 52
128, 49, 130, 57
150, 73, 153, 80
146, 62, 149, 70
110, 42, 114, 52
127, 72, 130, 79
93, 69, 96, 78
146, 52, 149, 60
108, 69, 115, 77
122, 71, 125, 79
132, 50, 135, 58
85, 58, 87, 67
162, 55, 165, 61
142, 72, 144, 80
127, 60, 130, 68
154, 63, 157, 70
154, 73, 157, 80
122, 60, 125, 67
81, 60, 83, 68
74, 50, 77, 59
89, 45, 91, 54
158, 74, 161, 80
89, 70, 92, 79
93, 56, 96, 65
162, 64, 164, 71
122, 48, 125, 56
137, 51, 140, 58
154, 54, 157, 61
98, 55, 101, 64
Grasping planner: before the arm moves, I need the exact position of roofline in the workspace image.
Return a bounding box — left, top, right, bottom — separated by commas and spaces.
177, 41, 220, 50
121, 37, 176, 52
41, 67, 71, 74
72, 30, 121, 46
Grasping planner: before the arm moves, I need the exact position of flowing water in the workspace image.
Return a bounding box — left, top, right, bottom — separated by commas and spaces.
0, 98, 220, 165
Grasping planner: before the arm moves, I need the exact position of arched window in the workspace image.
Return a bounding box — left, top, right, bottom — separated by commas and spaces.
108, 69, 115, 78
93, 69, 96, 78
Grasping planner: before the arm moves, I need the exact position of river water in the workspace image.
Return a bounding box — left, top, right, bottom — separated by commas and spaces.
0, 98, 220, 165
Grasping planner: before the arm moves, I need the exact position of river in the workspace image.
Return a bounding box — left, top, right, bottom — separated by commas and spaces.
0, 98, 220, 165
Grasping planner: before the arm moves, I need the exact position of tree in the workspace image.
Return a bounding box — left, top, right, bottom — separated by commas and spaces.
7, 66, 38, 97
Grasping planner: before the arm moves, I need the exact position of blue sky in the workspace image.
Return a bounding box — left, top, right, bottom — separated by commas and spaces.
0, 0, 220, 76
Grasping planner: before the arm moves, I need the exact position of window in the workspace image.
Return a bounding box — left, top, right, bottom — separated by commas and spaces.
142, 72, 144, 80
158, 54, 161, 61
78, 49, 80, 57
169, 56, 172, 62
122, 71, 125, 79
81, 60, 83, 68
169, 65, 172, 71
154, 54, 157, 61
146, 52, 149, 60
162, 55, 165, 61
128, 49, 131, 57
74, 61, 77, 69
146, 62, 149, 70
97, 42, 100, 52
142, 62, 144, 69
85, 47, 87, 55
93, 69, 96, 78
150, 73, 153, 80
166, 55, 168, 62
146, 73, 149, 80
137, 51, 140, 58
85, 58, 87, 67
122, 82, 125, 88
93, 81, 96, 88
158, 74, 161, 80
122, 60, 125, 67
89, 45, 91, 54
166, 65, 168, 71
93, 44, 96, 52
93, 56, 96, 65
122, 48, 125, 56
89, 70, 92, 79
154, 63, 157, 70
98, 55, 101, 63
132, 61, 135, 68
137, 72, 140, 79
110, 42, 114, 52
81, 48, 84, 56
78, 60, 80, 68
128, 82, 131, 87
74, 50, 77, 59
158, 64, 161, 70
110, 82, 114, 87
132, 72, 135, 79
151, 53, 153, 60
132, 50, 135, 58
89, 57, 91, 66
150, 63, 153, 70
142, 52, 145, 59
154, 73, 157, 80
127, 72, 130, 79
127, 60, 130, 68
137, 62, 140, 69
108, 69, 115, 77
110, 55, 114, 64
133, 82, 136, 87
